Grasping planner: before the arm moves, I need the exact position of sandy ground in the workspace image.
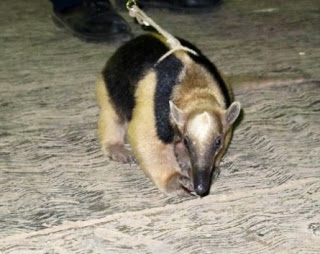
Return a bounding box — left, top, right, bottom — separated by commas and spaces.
0, 0, 319, 253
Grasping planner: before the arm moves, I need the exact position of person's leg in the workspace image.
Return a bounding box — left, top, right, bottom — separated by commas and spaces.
50, 0, 132, 43
50, 0, 84, 11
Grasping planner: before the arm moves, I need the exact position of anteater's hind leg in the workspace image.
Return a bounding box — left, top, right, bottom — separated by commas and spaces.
96, 76, 135, 163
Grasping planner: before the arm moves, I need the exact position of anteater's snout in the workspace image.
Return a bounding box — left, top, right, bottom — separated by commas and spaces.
194, 170, 211, 197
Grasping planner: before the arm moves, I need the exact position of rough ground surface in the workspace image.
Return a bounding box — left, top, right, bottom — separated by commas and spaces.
0, 0, 319, 253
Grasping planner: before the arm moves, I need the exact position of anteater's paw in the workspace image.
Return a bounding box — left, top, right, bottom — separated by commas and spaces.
166, 173, 195, 197
102, 144, 135, 164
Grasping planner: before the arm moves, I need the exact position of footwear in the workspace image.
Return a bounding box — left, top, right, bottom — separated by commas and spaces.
116, 0, 221, 12
52, 0, 132, 43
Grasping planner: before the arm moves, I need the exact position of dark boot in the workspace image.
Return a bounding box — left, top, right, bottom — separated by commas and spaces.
52, 0, 132, 43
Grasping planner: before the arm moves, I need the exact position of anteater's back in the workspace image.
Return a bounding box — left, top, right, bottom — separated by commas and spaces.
101, 33, 231, 122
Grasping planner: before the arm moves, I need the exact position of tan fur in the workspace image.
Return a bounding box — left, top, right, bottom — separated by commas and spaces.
172, 60, 227, 112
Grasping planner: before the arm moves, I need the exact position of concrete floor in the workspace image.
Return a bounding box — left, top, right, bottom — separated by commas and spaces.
0, 0, 319, 253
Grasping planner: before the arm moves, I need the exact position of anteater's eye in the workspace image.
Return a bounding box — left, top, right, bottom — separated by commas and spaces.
215, 136, 222, 147
183, 137, 190, 147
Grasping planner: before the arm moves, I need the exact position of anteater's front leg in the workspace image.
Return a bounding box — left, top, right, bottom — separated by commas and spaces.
127, 72, 194, 196
128, 122, 193, 196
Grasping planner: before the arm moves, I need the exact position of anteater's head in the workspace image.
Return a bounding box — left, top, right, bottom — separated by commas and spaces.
170, 101, 241, 196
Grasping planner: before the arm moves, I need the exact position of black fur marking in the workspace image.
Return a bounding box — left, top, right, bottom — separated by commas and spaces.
154, 55, 183, 143
102, 34, 170, 121
178, 38, 232, 107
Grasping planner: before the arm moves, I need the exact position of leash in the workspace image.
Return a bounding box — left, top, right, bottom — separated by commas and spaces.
126, 0, 198, 63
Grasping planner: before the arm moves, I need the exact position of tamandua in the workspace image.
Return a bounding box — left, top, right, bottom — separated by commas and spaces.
96, 33, 241, 197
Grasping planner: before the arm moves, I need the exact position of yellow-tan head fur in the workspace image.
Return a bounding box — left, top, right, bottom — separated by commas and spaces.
169, 58, 241, 196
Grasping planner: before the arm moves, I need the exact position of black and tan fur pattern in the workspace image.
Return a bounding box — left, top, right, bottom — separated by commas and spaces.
96, 33, 241, 197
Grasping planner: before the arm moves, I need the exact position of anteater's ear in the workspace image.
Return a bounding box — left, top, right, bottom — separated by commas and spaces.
225, 101, 241, 129
169, 100, 186, 130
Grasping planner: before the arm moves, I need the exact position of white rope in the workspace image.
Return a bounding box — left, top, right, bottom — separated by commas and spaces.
126, 0, 198, 63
